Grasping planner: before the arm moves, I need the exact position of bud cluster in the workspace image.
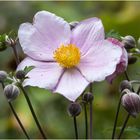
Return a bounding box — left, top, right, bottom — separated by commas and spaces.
120, 79, 140, 117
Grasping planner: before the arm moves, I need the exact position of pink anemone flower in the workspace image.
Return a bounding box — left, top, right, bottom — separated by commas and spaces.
106, 38, 128, 83
17, 11, 122, 101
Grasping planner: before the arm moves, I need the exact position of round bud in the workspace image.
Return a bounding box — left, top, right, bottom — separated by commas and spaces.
69, 21, 79, 30
128, 53, 137, 64
83, 92, 94, 103
4, 84, 20, 102
0, 71, 8, 82
122, 35, 136, 49
121, 91, 140, 117
16, 70, 26, 79
67, 102, 82, 117
119, 80, 132, 93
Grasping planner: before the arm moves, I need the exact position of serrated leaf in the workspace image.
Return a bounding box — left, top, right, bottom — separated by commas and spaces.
106, 29, 122, 41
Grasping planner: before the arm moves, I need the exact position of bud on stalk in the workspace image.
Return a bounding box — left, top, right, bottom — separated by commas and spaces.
121, 91, 140, 117
4, 84, 20, 102
67, 102, 82, 117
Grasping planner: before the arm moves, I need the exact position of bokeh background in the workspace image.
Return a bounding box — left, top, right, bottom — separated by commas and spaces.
0, 1, 140, 139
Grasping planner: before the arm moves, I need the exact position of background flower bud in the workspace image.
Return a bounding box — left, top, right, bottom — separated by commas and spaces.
16, 70, 26, 79
0, 71, 8, 82
121, 92, 140, 117
83, 92, 94, 103
4, 84, 20, 102
128, 53, 137, 64
119, 80, 132, 92
122, 35, 136, 49
69, 21, 79, 30
67, 102, 82, 117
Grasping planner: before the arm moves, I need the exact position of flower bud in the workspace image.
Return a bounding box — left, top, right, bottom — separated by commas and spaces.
122, 35, 136, 49
16, 70, 26, 79
69, 21, 79, 30
83, 92, 94, 103
119, 80, 132, 92
121, 91, 140, 117
67, 102, 82, 117
0, 71, 8, 82
4, 84, 20, 102
128, 53, 137, 64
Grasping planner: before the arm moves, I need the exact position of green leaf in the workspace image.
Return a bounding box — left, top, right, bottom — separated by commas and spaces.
24, 66, 35, 74
106, 29, 122, 41
0, 34, 7, 51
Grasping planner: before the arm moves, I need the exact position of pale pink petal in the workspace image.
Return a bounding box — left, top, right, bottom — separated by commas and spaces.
18, 11, 71, 61
77, 40, 122, 82
106, 38, 128, 83
54, 68, 89, 101
71, 18, 104, 55
17, 57, 63, 89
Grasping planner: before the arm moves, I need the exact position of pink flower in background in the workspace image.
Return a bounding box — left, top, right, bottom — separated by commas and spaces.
17, 11, 122, 101
106, 38, 128, 83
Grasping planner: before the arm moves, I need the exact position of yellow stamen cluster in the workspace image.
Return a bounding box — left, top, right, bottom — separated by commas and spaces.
53, 44, 81, 68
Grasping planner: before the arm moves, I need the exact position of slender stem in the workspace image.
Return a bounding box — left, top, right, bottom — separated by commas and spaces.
89, 83, 93, 93
11, 39, 46, 139
89, 101, 93, 139
1, 82, 30, 139
117, 71, 136, 139
18, 83, 47, 139
111, 95, 123, 139
11, 45, 20, 65
9, 102, 30, 139
137, 86, 140, 94
73, 116, 78, 139
117, 114, 130, 139
84, 103, 88, 139
89, 83, 93, 139
124, 71, 130, 81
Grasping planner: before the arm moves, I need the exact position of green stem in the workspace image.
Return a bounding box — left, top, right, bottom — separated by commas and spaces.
18, 83, 47, 139
11, 45, 20, 65
89, 83, 93, 139
73, 116, 78, 139
89, 101, 93, 139
117, 114, 130, 139
111, 95, 123, 139
1, 82, 30, 139
84, 103, 88, 139
117, 71, 137, 139
9, 102, 30, 139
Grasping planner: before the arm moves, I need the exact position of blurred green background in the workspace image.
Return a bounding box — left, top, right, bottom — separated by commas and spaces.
0, 1, 140, 139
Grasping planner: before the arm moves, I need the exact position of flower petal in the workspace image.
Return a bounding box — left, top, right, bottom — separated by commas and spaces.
71, 18, 104, 54
18, 11, 71, 61
17, 57, 63, 89
54, 68, 89, 101
77, 40, 122, 82
106, 38, 128, 83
